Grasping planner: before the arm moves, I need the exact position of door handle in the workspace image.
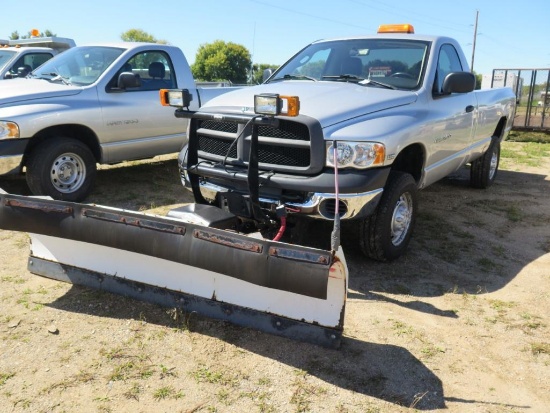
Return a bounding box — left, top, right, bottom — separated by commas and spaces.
465, 105, 475, 113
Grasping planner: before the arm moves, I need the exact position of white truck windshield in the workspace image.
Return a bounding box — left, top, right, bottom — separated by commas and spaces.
35, 46, 124, 86
270, 39, 429, 90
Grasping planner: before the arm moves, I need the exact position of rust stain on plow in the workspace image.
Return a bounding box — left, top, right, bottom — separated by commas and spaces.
269, 247, 331, 265
4, 198, 73, 214
82, 208, 186, 235
193, 229, 263, 253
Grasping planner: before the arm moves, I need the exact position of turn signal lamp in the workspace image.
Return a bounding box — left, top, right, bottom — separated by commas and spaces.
378, 24, 414, 34
30, 29, 40, 37
0, 121, 20, 140
254, 94, 300, 117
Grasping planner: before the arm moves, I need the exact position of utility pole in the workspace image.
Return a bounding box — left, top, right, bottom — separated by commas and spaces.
249, 23, 256, 84
471, 10, 479, 73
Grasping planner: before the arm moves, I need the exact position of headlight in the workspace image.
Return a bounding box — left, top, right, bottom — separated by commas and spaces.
326, 141, 385, 169
0, 121, 19, 139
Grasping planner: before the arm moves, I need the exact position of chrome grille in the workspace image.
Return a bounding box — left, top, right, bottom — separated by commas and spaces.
198, 135, 237, 158
199, 120, 238, 133
258, 144, 309, 166
196, 118, 312, 170
257, 122, 310, 141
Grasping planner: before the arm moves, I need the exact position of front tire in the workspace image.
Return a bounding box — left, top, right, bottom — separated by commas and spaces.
26, 137, 96, 202
470, 139, 500, 189
359, 171, 418, 261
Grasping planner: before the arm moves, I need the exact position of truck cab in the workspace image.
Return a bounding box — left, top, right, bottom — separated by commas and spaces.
0, 37, 75, 79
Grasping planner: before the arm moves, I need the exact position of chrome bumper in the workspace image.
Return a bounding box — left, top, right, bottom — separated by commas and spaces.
184, 177, 383, 220
0, 154, 23, 175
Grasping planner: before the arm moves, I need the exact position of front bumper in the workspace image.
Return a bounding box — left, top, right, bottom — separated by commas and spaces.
0, 154, 24, 175
0, 139, 28, 175
180, 162, 389, 220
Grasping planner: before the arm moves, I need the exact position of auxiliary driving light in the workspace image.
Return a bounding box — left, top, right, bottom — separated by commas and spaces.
254, 94, 300, 117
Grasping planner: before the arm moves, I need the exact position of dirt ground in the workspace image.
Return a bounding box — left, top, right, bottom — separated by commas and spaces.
0, 143, 549, 413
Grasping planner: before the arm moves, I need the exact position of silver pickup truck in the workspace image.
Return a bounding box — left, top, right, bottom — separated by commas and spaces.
0, 42, 236, 201
173, 24, 516, 261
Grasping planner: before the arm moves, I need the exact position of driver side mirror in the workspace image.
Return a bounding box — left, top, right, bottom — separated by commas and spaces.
262, 68, 273, 83
117, 72, 142, 90
442, 72, 476, 94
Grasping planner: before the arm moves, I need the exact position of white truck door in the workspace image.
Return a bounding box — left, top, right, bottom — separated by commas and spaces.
98, 50, 187, 163
422, 44, 476, 186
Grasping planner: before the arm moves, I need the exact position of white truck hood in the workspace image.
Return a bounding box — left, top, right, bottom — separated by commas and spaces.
200, 81, 418, 128
0, 78, 81, 106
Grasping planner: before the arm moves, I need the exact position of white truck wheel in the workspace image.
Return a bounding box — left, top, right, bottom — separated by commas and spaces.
359, 171, 418, 261
470, 139, 500, 189
26, 137, 96, 202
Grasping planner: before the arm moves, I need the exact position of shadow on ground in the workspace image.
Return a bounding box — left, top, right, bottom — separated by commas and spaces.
47, 284, 445, 410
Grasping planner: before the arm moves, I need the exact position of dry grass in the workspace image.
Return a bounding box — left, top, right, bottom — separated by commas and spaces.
0, 140, 549, 412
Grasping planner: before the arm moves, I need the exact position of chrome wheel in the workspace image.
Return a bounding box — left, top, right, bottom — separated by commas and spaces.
50, 152, 86, 194
359, 171, 417, 261
489, 150, 498, 180
391, 192, 413, 246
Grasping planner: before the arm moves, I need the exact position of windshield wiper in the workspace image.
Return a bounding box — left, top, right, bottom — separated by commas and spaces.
270, 74, 317, 82
39, 72, 71, 85
358, 78, 396, 90
321, 74, 365, 83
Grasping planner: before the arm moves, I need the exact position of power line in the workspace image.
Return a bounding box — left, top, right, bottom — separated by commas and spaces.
249, 0, 374, 31
344, 0, 473, 34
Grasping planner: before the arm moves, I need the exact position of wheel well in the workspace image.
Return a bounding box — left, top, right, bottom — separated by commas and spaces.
493, 117, 508, 142
23, 125, 101, 166
389, 143, 424, 183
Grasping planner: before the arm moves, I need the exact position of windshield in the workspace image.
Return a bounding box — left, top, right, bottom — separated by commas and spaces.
269, 38, 429, 90
34, 46, 124, 86
0, 50, 16, 72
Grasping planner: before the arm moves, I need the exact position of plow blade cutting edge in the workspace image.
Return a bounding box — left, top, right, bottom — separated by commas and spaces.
0, 189, 348, 348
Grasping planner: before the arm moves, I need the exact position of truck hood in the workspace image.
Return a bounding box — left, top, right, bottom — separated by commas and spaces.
0, 78, 81, 106
200, 81, 418, 127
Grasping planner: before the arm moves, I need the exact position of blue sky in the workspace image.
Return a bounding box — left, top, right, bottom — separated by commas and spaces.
3, 0, 548, 77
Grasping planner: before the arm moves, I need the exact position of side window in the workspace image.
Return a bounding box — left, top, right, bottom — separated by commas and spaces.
27, 53, 54, 69
9, 52, 53, 76
110, 50, 176, 91
434, 44, 463, 95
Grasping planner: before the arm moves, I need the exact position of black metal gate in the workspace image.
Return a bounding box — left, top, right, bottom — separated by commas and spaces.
485, 68, 550, 131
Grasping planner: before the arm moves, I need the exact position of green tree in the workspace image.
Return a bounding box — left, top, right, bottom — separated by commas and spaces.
300, 61, 326, 78
252, 63, 279, 84
120, 29, 167, 44
9, 29, 56, 40
192, 40, 251, 84
473, 71, 482, 90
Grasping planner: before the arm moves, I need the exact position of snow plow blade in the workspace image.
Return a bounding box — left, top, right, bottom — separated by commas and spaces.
0, 189, 347, 348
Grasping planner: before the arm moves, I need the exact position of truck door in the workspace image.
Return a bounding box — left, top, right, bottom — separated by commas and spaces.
423, 43, 477, 186
98, 50, 186, 163
5, 51, 54, 78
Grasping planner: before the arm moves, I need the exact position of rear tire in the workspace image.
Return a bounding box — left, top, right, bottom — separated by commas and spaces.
359, 171, 417, 261
470, 139, 500, 189
26, 137, 96, 202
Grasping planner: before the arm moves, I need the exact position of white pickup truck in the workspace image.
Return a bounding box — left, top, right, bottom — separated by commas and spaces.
172, 24, 517, 261
0, 36, 75, 79
0, 42, 236, 201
